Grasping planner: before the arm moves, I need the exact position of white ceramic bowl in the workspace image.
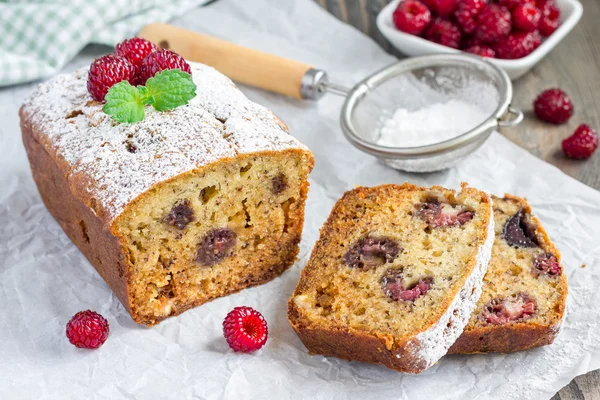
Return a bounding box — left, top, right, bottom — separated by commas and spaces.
377, 0, 583, 80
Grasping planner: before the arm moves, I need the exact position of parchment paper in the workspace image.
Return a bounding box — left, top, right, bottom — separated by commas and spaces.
1, 1, 599, 399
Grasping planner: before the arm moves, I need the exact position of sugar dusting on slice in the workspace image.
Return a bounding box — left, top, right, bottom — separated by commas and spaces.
404, 197, 494, 370
21, 63, 308, 223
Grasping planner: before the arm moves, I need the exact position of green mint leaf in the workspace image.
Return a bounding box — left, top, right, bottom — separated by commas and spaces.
144, 69, 197, 112
138, 86, 154, 106
103, 82, 145, 123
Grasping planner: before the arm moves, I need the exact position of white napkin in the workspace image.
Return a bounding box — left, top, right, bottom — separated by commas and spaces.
1, 1, 598, 399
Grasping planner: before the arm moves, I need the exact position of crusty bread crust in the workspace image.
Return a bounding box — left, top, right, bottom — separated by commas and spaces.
288, 183, 494, 372
448, 194, 568, 354
21, 107, 313, 326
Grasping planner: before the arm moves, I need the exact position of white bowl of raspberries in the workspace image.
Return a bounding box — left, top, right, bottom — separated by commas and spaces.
377, 0, 583, 79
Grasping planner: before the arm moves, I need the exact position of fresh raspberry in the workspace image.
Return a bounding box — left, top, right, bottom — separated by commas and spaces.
461, 35, 481, 49
393, 0, 432, 35
66, 310, 109, 349
392, 0, 431, 36
428, 0, 459, 17
495, 31, 541, 59
455, 0, 486, 34
562, 124, 598, 159
499, 0, 535, 10
537, 0, 560, 18
87, 54, 135, 102
464, 45, 496, 57
223, 307, 268, 352
425, 18, 463, 49
538, 0, 561, 36
512, 3, 541, 32
138, 49, 192, 85
475, 4, 512, 44
533, 88, 574, 124
539, 15, 559, 36
115, 37, 158, 84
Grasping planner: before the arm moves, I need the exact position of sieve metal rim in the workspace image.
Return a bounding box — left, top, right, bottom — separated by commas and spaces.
339, 53, 513, 160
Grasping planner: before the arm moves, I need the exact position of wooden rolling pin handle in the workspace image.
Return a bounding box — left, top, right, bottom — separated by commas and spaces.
139, 23, 326, 100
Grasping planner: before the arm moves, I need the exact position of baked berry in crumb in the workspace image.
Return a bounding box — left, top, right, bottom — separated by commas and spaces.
428, 0, 459, 17
381, 269, 433, 302
455, 0, 487, 34
464, 45, 496, 57
425, 18, 463, 49
495, 31, 541, 59
512, 3, 541, 32
417, 200, 474, 228
66, 310, 109, 349
87, 54, 135, 102
115, 37, 158, 84
223, 306, 268, 352
534, 88, 574, 124
139, 49, 192, 85
533, 253, 562, 276
481, 293, 537, 325
393, 0, 432, 35
475, 4, 512, 44
562, 124, 598, 159
344, 236, 402, 270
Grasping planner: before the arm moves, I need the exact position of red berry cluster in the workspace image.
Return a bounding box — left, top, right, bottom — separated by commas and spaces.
532, 88, 598, 159
392, 0, 561, 59
87, 38, 191, 102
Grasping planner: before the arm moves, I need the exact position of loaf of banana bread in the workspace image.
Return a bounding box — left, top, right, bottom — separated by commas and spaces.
20, 62, 313, 326
288, 183, 494, 373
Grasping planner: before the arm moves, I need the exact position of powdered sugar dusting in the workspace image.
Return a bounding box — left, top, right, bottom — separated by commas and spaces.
21, 63, 308, 223
406, 198, 494, 369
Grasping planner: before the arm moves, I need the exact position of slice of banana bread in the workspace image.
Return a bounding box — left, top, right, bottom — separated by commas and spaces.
21, 63, 313, 326
449, 195, 568, 354
288, 183, 494, 373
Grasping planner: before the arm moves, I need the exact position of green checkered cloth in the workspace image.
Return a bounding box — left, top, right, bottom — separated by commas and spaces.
0, 0, 211, 86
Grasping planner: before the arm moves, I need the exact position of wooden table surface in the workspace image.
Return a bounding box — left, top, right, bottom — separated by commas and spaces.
314, 0, 600, 398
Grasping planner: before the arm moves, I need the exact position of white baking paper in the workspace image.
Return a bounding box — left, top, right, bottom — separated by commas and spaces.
1, 1, 599, 399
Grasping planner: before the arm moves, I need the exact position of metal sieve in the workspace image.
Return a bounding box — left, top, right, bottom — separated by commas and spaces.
140, 24, 522, 173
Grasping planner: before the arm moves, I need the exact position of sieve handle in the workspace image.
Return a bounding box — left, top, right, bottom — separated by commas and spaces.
139, 24, 328, 100
498, 106, 524, 128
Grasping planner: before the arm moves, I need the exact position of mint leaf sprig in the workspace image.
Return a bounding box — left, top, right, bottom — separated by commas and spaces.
103, 69, 197, 123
